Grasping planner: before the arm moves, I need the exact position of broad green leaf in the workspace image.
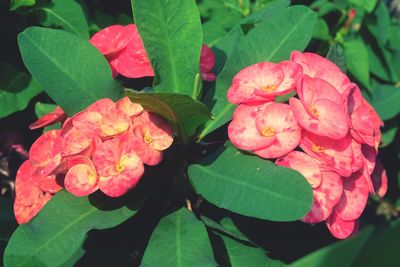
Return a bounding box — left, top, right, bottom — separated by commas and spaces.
37, 0, 89, 39
18, 27, 123, 116
388, 24, 400, 50
365, 41, 393, 82
326, 43, 346, 73
141, 208, 217, 267
349, 0, 377, 13
313, 18, 330, 41
343, 39, 370, 89
221, 235, 284, 267
381, 124, 398, 147
126, 89, 211, 142
201, 216, 252, 244
0, 61, 42, 118
189, 146, 313, 221
131, 0, 203, 98
291, 220, 400, 267
4, 184, 150, 267
199, 5, 317, 139
366, 2, 390, 45
9, 0, 35, 11
370, 84, 400, 120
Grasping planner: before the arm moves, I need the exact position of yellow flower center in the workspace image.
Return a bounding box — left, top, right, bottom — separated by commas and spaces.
310, 105, 319, 117
261, 84, 277, 92
143, 131, 152, 144
312, 144, 324, 153
87, 170, 97, 185
115, 161, 126, 173
261, 127, 276, 137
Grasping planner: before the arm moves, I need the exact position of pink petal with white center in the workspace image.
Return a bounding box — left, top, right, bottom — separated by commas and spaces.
228, 103, 275, 150
351, 139, 363, 173
61, 126, 93, 157
290, 51, 342, 77
116, 96, 143, 118
89, 25, 133, 56
300, 131, 353, 177
326, 212, 358, 239
100, 107, 131, 137
72, 110, 102, 135
335, 169, 369, 221
227, 62, 283, 104
275, 60, 303, 94
371, 159, 388, 197
303, 171, 343, 223
315, 68, 351, 97
86, 98, 115, 114
275, 151, 322, 188
132, 111, 174, 151
99, 151, 144, 197
29, 106, 67, 130
200, 44, 215, 73
130, 134, 163, 166
65, 162, 99, 196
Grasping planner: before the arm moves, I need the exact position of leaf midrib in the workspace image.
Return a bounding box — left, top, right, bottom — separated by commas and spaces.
22, 31, 99, 102
192, 164, 309, 209
199, 9, 312, 139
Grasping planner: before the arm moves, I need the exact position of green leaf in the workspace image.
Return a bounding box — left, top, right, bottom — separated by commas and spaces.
221, 235, 284, 267
37, 0, 89, 39
141, 208, 217, 267
0, 61, 42, 118
18, 27, 123, 117
381, 121, 398, 147
313, 18, 330, 41
201, 216, 251, 244
199, 5, 317, 139
388, 24, 400, 50
370, 84, 400, 120
365, 41, 394, 82
126, 89, 211, 142
291, 220, 400, 267
326, 42, 346, 73
189, 146, 313, 221
366, 2, 390, 45
343, 39, 370, 90
349, 0, 377, 13
4, 184, 150, 267
131, 0, 203, 98
9, 0, 35, 11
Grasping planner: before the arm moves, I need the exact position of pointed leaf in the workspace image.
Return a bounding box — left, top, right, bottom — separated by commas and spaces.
343, 39, 370, 90
141, 208, 217, 267
18, 27, 123, 116
131, 0, 202, 97
189, 146, 313, 221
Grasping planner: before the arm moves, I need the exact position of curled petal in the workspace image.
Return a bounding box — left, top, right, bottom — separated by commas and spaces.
303, 172, 343, 223
275, 151, 322, 188
371, 159, 388, 197
326, 211, 358, 239
29, 106, 66, 130
290, 51, 342, 77
116, 96, 143, 118
65, 163, 99, 196
335, 170, 369, 221
275, 60, 303, 94
31, 166, 62, 194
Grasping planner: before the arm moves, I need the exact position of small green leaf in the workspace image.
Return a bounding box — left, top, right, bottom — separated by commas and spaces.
370, 84, 400, 120
326, 43, 346, 73
0, 61, 42, 118
141, 208, 217, 267
313, 18, 330, 41
343, 39, 370, 89
199, 5, 317, 139
18, 27, 123, 116
9, 0, 35, 11
37, 0, 89, 39
189, 146, 313, 221
131, 0, 202, 98
126, 89, 211, 142
4, 182, 151, 267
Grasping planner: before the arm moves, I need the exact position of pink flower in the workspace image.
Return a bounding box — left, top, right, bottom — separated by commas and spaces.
200, 44, 216, 81
64, 156, 99, 196
29, 106, 67, 130
326, 210, 359, 239
227, 61, 302, 104
371, 159, 388, 197
228, 102, 301, 158
289, 76, 349, 140
92, 133, 144, 197
130, 111, 174, 165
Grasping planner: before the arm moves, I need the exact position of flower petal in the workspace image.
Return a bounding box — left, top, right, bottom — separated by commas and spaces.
326, 211, 358, 239
89, 24, 133, 56
65, 163, 99, 196
371, 159, 388, 197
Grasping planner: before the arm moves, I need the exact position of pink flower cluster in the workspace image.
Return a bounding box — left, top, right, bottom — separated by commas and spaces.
90, 24, 216, 81
227, 51, 387, 239
14, 97, 173, 224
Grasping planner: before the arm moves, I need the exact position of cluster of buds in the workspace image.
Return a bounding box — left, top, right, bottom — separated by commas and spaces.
227, 51, 387, 239
14, 97, 173, 224
90, 24, 216, 81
